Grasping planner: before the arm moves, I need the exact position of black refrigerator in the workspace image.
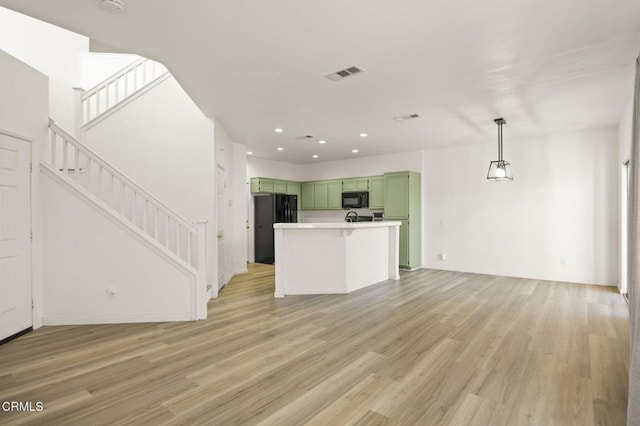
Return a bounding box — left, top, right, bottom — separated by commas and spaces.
254, 194, 297, 264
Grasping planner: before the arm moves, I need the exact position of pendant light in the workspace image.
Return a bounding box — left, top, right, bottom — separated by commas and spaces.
487, 118, 513, 181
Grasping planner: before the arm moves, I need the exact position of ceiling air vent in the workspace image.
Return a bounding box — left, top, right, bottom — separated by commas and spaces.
294, 135, 315, 140
393, 113, 421, 122
325, 66, 364, 81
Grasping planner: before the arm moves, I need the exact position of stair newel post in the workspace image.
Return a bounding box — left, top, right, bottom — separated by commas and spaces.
72, 87, 85, 139
196, 220, 208, 320
49, 120, 57, 167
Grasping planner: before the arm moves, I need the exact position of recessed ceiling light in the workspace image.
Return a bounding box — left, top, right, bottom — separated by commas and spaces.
246, 151, 253, 155
277, 147, 284, 151
318, 140, 326, 144
312, 154, 319, 158
275, 128, 284, 133
359, 133, 368, 137
352, 149, 359, 153
101, 0, 125, 12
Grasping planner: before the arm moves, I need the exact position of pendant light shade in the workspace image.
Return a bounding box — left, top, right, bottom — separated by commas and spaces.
487, 118, 513, 181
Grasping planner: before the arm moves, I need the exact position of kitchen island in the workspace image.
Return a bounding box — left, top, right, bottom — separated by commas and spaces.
273, 221, 401, 297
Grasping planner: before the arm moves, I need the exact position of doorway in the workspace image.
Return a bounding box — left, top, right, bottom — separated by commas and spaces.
217, 164, 227, 291
0, 132, 32, 342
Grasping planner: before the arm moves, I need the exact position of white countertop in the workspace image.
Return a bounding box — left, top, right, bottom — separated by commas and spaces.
274, 221, 401, 229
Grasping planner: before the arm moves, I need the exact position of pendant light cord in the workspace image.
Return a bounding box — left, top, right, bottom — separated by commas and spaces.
498, 121, 503, 161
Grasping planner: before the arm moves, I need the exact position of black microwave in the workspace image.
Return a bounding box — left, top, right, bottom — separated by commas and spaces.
342, 191, 369, 209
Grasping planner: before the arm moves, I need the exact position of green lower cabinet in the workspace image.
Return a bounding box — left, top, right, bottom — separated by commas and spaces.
397, 219, 421, 270
328, 180, 342, 209
301, 183, 315, 210
368, 176, 385, 209
399, 220, 409, 268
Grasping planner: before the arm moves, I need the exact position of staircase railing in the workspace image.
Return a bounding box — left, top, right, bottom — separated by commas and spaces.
79, 57, 169, 126
46, 119, 205, 278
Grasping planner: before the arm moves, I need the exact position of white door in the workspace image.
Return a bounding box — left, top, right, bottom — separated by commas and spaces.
0, 132, 32, 341
217, 165, 227, 290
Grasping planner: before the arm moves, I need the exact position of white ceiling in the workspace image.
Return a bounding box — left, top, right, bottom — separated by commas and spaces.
1, 0, 639, 163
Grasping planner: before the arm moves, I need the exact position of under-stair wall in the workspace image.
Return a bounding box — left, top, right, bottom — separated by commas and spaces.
41, 170, 201, 324
41, 121, 207, 324
80, 70, 218, 290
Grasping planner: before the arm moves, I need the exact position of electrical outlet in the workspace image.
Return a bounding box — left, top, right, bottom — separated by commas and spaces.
560, 258, 567, 266
440, 252, 447, 261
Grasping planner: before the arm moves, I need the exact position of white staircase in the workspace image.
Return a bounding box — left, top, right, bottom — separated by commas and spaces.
43, 118, 208, 321
76, 57, 169, 132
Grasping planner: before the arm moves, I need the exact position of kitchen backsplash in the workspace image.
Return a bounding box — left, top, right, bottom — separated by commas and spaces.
299, 208, 384, 223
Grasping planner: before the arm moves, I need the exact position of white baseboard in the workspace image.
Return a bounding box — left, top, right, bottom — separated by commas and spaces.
43, 312, 194, 325
421, 263, 617, 287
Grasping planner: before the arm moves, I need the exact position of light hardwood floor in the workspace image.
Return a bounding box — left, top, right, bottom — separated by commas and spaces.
0, 265, 629, 425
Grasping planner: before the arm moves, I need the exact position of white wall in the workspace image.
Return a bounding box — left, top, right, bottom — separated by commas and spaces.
0, 7, 88, 131
79, 52, 139, 90
300, 150, 422, 181
248, 150, 421, 183
0, 49, 48, 329
83, 76, 217, 288
619, 97, 634, 293
214, 118, 247, 285
247, 156, 305, 182
620, 100, 633, 163
423, 126, 619, 286
232, 143, 248, 275
41, 173, 197, 324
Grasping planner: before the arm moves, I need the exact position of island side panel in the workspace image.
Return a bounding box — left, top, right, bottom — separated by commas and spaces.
280, 229, 348, 294
274, 228, 285, 298
345, 227, 390, 292
388, 224, 400, 280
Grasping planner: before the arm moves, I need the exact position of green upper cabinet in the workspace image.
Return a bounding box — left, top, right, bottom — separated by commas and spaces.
299, 181, 341, 210
273, 180, 287, 193
384, 173, 410, 218
286, 181, 300, 195
250, 178, 274, 193
314, 182, 329, 209
342, 178, 368, 192
253, 173, 413, 214
368, 176, 385, 210
328, 180, 343, 209
287, 182, 301, 209
251, 177, 299, 196
301, 182, 315, 210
